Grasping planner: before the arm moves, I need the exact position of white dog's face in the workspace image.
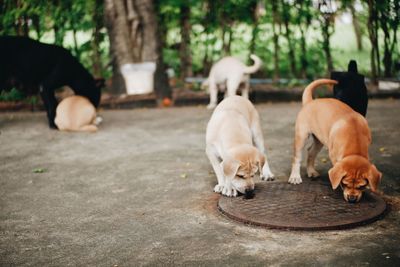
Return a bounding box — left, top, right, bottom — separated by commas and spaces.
231, 164, 258, 194
222, 147, 264, 198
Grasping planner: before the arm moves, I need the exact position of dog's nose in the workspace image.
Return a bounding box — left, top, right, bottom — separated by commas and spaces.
244, 189, 255, 199
347, 195, 357, 203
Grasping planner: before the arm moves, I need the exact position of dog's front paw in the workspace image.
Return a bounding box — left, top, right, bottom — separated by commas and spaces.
307, 168, 320, 178
214, 184, 224, 193
261, 164, 275, 181
261, 172, 275, 181
222, 185, 237, 197
288, 175, 303, 185
207, 103, 216, 109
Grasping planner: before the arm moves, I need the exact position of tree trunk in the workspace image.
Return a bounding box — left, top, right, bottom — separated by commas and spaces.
53, 0, 66, 45
53, 25, 65, 45
249, 22, 258, 56
367, 0, 378, 83
282, 11, 296, 77
105, 0, 136, 65
379, 1, 399, 78
381, 17, 392, 78
179, 3, 193, 79
349, 4, 363, 51
0, 0, 4, 34
91, 0, 104, 77
201, 1, 216, 76
296, 0, 311, 79
374, 9, 381, 77
321, 16, 334, 75
23, 15, 29, 36
72, 27, 80, 59
104, 0, 136, 94
222, 25, 232, 56
299, 26, 308, 79
248, 0, 259, 59
32, 15, 42, 40
271, 1, 280, 80
202, 33, 212, 76
281, 0, 296, 77
135, 0, 171, 100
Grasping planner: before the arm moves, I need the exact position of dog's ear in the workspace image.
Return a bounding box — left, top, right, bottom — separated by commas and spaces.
348, 60, 358, 73
257, 152, 265, 175
328, 163, 346, 190
367, 164, 382, 192
220, 159, 240, 181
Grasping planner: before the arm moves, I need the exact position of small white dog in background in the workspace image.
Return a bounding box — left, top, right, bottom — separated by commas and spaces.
202, 54, 262, 109
206, 95, 274, 198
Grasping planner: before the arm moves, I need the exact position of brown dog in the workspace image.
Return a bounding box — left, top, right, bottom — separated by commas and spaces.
288, 79, 382, 203
54, 95, 98, 132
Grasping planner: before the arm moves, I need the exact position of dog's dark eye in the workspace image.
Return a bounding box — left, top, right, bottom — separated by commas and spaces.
357, 180, 369, 190
236, 174, 245, 179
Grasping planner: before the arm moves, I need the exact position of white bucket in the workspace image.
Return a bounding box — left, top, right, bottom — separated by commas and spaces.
378, 80, 400, 91
120, 62, 156, 95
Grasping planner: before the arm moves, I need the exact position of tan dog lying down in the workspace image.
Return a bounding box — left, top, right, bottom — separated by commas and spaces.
206, 95, 274, 198
288, 79, 382, 203
202, 54, 262, 109
55, 95, 98, 132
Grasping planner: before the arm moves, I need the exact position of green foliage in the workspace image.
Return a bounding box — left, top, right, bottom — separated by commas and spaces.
0, 88, 25, 101
0, 0, 398, 94
25, 96, 39, 105
0, 0, 109, 78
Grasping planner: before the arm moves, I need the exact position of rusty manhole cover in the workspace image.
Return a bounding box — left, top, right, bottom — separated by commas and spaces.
218, 181, 386, 230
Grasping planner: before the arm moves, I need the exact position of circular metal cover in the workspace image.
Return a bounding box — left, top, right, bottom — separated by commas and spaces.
218, 181, 386, 230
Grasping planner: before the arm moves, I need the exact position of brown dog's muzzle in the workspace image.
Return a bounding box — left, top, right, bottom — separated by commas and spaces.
344, 190, 363, 203
347, 195, 358, 203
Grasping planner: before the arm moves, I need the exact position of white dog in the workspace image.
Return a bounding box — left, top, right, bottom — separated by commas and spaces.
206, 95, 274, 198
202, 54, 262, 109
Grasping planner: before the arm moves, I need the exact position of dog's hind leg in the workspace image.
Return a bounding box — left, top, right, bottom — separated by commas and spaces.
306, 135, 323, 178
207, 80, 218, 109
206, 145, 225, 193
241, 79, 250, 99
288, 122, 309, 184
226, 77, 241, 97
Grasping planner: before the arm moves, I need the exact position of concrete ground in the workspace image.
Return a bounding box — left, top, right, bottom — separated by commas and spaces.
0, 99, 399, 266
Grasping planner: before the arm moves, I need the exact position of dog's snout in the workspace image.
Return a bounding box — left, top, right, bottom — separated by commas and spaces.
244, 189, 255, 199
347, 195, 357, 203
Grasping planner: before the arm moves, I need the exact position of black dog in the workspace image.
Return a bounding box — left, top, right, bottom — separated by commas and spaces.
0, 36, 101, 129
330, 60, 368, 116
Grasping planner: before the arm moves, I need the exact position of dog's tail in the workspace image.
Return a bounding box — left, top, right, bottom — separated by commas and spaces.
302, 79, 338, 105
244, 54, 262, 74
